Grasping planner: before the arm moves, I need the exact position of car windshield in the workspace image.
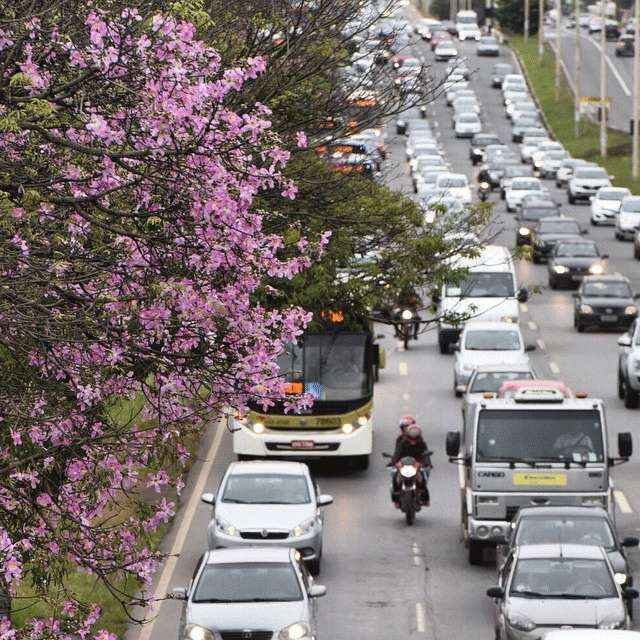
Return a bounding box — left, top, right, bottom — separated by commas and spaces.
556, 242, 598, 257
474, 135, 500, 145
464, 330, 521, 351
494, 64, 513, 74
439, 176, 468, 187
505, 167, 533, 178
222, 474, 310, 505
482, 37, 498, 44
515, 517, 616, 549
547, 151, 566, 160
513, 180, 540, 190
476, 409, 605, 462
582, 281, 632, 298
621, 199, 640, 213
576, 168, 608, 180
458, 114, 479, 123
539, 221, 580, 235
193, 563, 303, 603
522, 207, 556, 220
446, 272, 515, 298
510, 558, 616, 599
418, 157, 443, 167
470, 371, 533, 393
598, 189, 626, 201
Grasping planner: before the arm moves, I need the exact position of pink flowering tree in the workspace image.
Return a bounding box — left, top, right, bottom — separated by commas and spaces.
0, 5, 321, 638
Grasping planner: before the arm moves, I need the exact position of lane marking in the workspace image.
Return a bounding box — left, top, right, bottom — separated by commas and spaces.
520, 303, 528, 313
615, 490, 633, 514
537, 339, 546, 351
399, 361, 408, 376
413, 555, 421, 566
528, 321, 538, 331
402, 392, 410, 401
137, 421, 227, 640
582, 34, 632, 97
416, 602, 426, 633
549, 361, 560, 375
412, 542, 420, 554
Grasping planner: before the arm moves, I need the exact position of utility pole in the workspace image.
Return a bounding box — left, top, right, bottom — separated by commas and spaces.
525, 0, 530, 42
539, 0, 545, 59
633, 0, 640, 177
555, 0, 562, 100
600, 0, 608, 157
450, 0, 456, 21
574, 0, 582, 134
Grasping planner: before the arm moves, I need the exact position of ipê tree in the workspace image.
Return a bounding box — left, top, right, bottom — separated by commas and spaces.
0, 4, 323, 638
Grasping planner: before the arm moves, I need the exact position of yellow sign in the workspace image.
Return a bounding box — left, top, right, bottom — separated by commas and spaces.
513, 472, 567, 487
580, 96, 611, 106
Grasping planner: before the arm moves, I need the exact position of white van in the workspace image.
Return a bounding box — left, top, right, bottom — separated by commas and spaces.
436, 245, 529, 354
456, 9, 478, 29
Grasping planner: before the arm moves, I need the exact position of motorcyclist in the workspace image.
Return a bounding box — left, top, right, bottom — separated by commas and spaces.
393, 286, 422, 339
390, 424, 432, 506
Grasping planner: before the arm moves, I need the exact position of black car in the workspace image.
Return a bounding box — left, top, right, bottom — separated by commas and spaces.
515, 196, 559, 246
616, 34, 635, 57
548, 239, 608, 289
605, 20, 621, 40
491, 62, 513, 88
531, 216, 585, 263
479, 157, 520, 190
469, 133, 501, 165
573, 274, 639, 332
500, 164, 535, 199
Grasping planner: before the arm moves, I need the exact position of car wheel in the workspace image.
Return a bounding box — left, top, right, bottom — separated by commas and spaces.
568, 193, 575, 205
556, 181, 561, 188
591, 218, 597, 226
634, 244, 640, 260
308, 551, 322, 577
618, 369, 626, 399
454, 376, 462, 397
549, 278, 557, 290
625, 381, 640, 408
438, 335, 450, 355
352, 455, 370, 471
500, 190, 505, 200
468, 540, 484, 565
576, 319, 585, 333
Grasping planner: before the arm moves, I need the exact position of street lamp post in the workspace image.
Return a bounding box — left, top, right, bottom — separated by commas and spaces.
633, 0, 640, 177
525, 0, 530, 42
555, 0, 562, 100
574, 0, 582, 134
599, 0, 608, 157
539, 0, 545, 59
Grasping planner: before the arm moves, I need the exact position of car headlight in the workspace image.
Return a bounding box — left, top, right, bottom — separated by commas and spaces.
278, 623, 312, 640
508, 613, 537, 632
553, 265, 569, 274
251, 421, 266, 434
500, 315, 517, 323
518, 227, 531, 236
184, 625, 215, 640
291, 517, 316, 538
625, 305, 638, 315
580, 304, 594, 314
215, 518, 240, 537
598, 615, 625, 630
401, 309, 414, 320
589, 263, 605, 275
473, 148, 481, 155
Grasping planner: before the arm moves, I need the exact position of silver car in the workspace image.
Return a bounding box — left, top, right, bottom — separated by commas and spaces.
202, 461, 333, 575
171, 547, 326, 640
487, 544, 637, 639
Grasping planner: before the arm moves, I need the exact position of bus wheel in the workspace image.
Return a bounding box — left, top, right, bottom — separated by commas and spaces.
352, 455, 369, 471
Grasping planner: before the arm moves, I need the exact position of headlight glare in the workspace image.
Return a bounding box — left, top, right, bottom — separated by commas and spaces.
625, 305, 638, 315
553, 265, 569, 274
184, 625, 215, 640
251, 421, 266, 434
291, 517, 315, 538
278, 622, 312, 640
589, 263, 605, 275
341, 422, 355, 434
473, 148, 481, 154
518, 227, 531, 235
401, 309, 414, 320
215, 518, 239, 537
357, 415, 369, 427
508, 613, 536, 632
580, 304, 594, 314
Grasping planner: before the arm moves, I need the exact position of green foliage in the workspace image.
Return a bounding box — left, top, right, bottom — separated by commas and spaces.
496, 0, 543, 35
430, 0, 451, 20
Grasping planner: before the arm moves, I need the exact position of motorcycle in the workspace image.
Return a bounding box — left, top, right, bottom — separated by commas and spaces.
479, 181, 491, 201
392, 307, 419, 350
383, 453, 432, 525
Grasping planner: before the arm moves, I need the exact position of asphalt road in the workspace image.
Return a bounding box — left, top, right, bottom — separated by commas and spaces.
128, 10, 640, 640
548, 24, 633, 132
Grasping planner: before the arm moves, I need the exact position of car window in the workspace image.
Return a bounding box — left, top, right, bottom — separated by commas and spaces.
515, 516, 615, 549
469, 371, 533, 393
464, 330, 521, 351
446, 272, 515, 298
598, 189, 626, 201
222, 474, 311, 505
555, 243, 598, 257
575, 168, 608, 180
582, 281, 631, 298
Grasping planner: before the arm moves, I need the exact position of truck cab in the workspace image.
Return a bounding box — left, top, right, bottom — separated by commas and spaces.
446, 387, 632, 565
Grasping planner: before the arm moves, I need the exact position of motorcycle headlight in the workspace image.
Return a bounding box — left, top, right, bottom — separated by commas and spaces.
184, 625, 215, 640
399, 465, 417, 478
507, 613, 536, 632
291, 517, 316, 538
480, 181, 490, 189
580, 304, 594, 314
518, 227, 531, 236
589, 263, 605, 275
553, 265, 569, 274
473, 148, 481, 155
215, 518, 240, 537
598, 615, 625, 630
278, 622, 312, 640
401, 309, 414, 320
625, 305, 638, 315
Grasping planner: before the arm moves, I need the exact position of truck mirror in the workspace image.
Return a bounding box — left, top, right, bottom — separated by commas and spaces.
446, 430, 461, 457
622, 536, 640, 548
619, 432, 633, 459
486, 586, 504, 599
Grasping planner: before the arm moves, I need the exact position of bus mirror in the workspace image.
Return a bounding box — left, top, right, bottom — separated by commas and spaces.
619, 432, 632, 459
446, 431, 461, 457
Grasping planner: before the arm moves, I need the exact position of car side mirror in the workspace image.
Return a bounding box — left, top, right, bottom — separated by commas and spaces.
317, 494, 333, 507
486, 586, 505, 599
517, 287, 529, 303
601, 253, 610, 259
618, 334, 632, 347
625, 587, 639, 600
622, 536, 640, 548
451, 343, 460, 352
610, 174, 616, 180
525, 343, 536, 352
376, 333, 386, 340
619, 431, 633, 459
201, 493, 215, 505
309, 585, 327, 598
446, 430, 461, 457
169, 587, 188, 600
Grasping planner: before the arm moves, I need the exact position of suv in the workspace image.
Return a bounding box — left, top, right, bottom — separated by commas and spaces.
573, 274, 638, 332
618, 318, 640, 408
568, 166, 612, 204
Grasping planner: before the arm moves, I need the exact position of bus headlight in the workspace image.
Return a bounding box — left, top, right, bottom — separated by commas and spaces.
252, 422, 266, 434
341, 423, 355, 434
357, 415, 369, 427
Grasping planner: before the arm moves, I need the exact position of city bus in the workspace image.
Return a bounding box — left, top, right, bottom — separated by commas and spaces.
232, 316, 384, 470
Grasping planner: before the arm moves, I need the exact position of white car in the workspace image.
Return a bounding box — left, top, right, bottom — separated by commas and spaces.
591, 187, 631, 226
454, 112, 482, 138
537, 150, 569, 179
520, 136, 551, 163
435, 41, 458, 61
445, 81, 470, 104
458, 24, 481, 41
568, 166, 612, 204
531, 141, 565, 169
452, 322, 534, 396
505, 176, 545, 212
615, 196, 640, 240
435, 172, 472, 205
406, 134, 437, 159
409, 146, 442, 171
452, 97, 481, 116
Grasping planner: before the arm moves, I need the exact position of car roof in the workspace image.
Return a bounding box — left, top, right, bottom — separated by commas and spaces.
539, 216, 577, 223
545, 632, 640, 640
205, 547, 294, 565
472, 363, 533, 373
227, 460, 310, 476
516, 505, 608, 519
582, 273, 630, 283
517, 544, 606, 560
464, 321, 521, 332
556, 238, 596, 245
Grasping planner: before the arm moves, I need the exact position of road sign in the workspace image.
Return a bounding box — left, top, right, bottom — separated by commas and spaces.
580, 96, 611, 106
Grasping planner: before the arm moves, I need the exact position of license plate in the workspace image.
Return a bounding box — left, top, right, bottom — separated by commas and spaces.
601, 315, 618, 322
571, 275, 583, 281
291, 440, 314, 449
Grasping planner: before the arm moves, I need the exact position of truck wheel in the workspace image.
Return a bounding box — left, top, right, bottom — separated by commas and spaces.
438, 335, 449, 354
568, 193, 575, 205
576, 319, 584, 333
468, 540, 484, 565
624, 382, 640, 409
352, 455, 370, 471
618, 369, 626, 399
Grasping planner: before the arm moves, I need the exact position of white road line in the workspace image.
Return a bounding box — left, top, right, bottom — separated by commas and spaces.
549, 361, 561, 375
412, 542, 420, 554
615, 490, 634, 514
402, 392, 410, 401
137, 421, 227, 640
399, 361, 408, 376
537, 338, 546, 351
413, 555, 421, 566
583, 35, 632, 97
520, 303, 528, 313
528, 321, 538, 331
416, 603, 427, 633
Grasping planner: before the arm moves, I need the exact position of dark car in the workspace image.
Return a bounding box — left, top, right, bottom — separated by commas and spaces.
499, 506, 639, 593
573, 274, 639, 332
548, 239, 608, 289
469, 133, 501, 165
605, 20, 621, 40
491, 62, 513, 88
531, 216, 585, 263
479, 157, 520, 190
515, 196, 559, 246
616, 33, 635, 56
500, 164, 535, 199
